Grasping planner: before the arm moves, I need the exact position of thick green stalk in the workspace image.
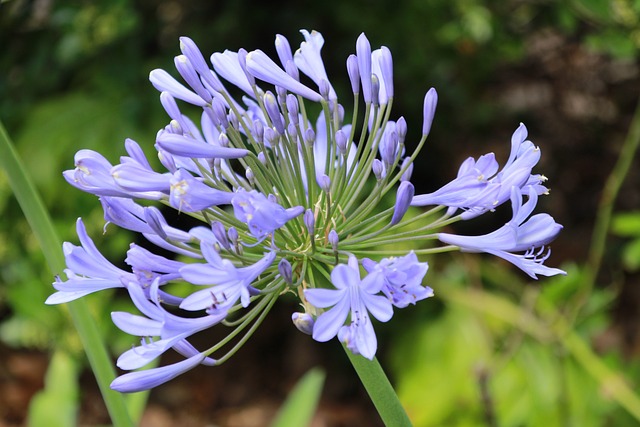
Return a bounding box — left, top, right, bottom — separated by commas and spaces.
0, 121, 134, 427
343, 346, 413, 427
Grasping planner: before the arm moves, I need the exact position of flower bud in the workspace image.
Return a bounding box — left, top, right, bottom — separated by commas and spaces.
328, 229, 339, 251
423, 88, 438, 137
246, 167, 255, 186
258, 151, 267, 166
264, 91, 285, 134
372, 159, 385, 180
211, 96, 229, 129
356, 33, 372, 103
212, 221, 230, 250
304, 127, 315, 146
304, 209, 315, 237
347, 54, 360, 95
319, 79, 331, 100
275, 34, 293, 67
335, 129, 348, 155
264, 127, 279, 146
318, 174, 331, 193
391, 181, 415, 225
292, 312, 314, 335
228, 226, 239, 246
278, 258, 293, 284
286, 94, 299, 125
396, 117, 407, 142
400, 157, 413, 182
237, 48, 255, 87
218, 133, 229, 147
287, 122, 298, 143
371, 74, 380, 107
253, 119, 264, 143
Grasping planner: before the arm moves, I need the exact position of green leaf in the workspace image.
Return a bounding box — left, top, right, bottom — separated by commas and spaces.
612, 211, 640, 237
622, 238, 640, 271
27, 350, 79, 427
269, 367, 326, 427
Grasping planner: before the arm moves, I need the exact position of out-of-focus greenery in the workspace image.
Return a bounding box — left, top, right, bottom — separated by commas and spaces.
612, 211, 640, 271
1, 0, 640, 425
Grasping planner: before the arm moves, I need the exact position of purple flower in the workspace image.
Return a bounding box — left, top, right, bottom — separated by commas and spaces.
46, 219, 134, 304
231, 189, 304, 239
210, 50, 256, 97
438, 187, 565, 279
245, 49, 323, 101
412, 124, 548, 219
293, 30, 336, 100
304, 255, 393, 359
111, 352, 208, 393
155, 131, 248, 159
169, 169, 234, 212
149, 68, 207, 106
100, 197, 198, 258
179, 243, 276, 312
124, 245, 185, 305
63, 148, 163, 200
111, 279, 223, 371
362, 251, 432, 308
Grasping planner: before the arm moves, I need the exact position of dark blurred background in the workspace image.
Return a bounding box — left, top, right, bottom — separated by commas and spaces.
1, 1, 640, 426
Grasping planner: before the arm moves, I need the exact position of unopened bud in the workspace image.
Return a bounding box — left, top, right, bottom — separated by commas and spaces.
318, 174, 331, 193
422, 88, 438, 137
278, 258, 293, 284
347, 54, 360, 95
328, 229, 339, 251
400, 157, 413, 182
372, 159, 385, 180
292, 312, 314, 335
304, 209, 315, 237
391, 181, 415, 225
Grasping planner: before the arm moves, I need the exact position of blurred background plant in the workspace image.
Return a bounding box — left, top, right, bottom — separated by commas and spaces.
1, 0, 640, 425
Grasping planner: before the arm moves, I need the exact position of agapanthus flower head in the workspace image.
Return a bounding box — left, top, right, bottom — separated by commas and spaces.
48, 30, 564, 392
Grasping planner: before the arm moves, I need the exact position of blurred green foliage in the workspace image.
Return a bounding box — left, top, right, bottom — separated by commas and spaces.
612, 211, 640, 271
1, 0, 640, 425
390, 259, 639, 426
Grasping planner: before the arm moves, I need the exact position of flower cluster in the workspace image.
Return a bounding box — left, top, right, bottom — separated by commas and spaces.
47, 30, 564, 392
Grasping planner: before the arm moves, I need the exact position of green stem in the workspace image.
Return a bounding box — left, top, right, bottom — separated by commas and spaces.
0, 121, 134, 427
343, 346, 413, 427
569, 95, 640, 322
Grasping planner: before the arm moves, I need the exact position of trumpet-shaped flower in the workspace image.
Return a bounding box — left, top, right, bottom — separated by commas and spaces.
179, 243, 276, 312
231, 189, 304, 239
438, 187, 565, 279
304, 255, 393, 359
111, 279, 224, 371
362, 251, 432, 308
412, 124, 548, 219
46, 219, 134, 304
